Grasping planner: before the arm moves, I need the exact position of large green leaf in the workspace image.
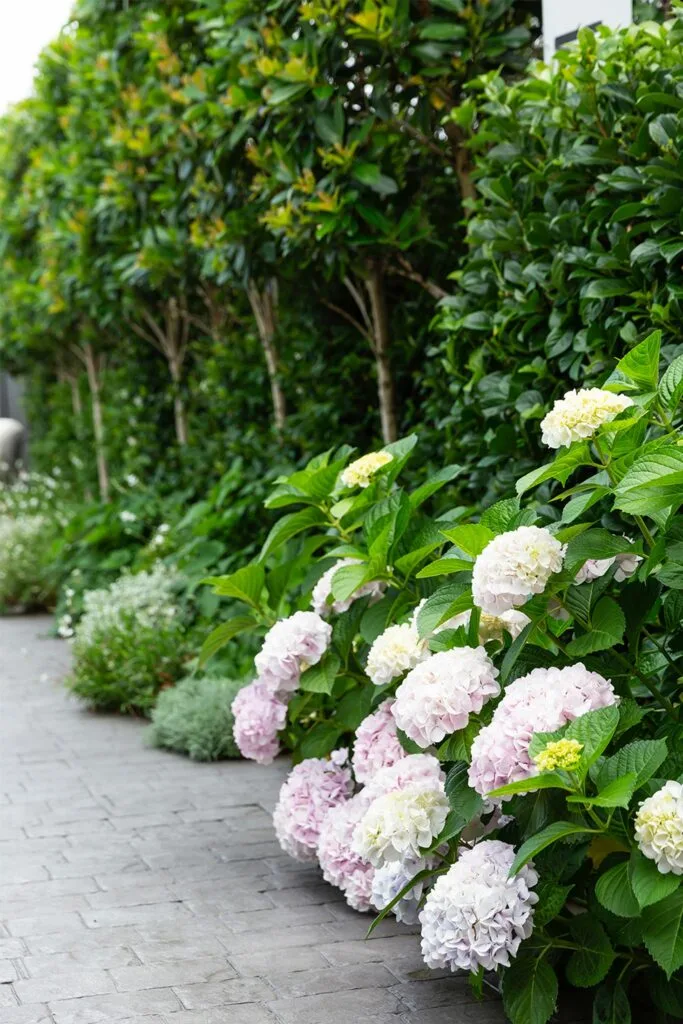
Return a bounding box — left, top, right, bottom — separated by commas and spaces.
630, 850, 682, 909
299, 654, 341, 694
510, 822, 598, 876
566, 597, 626, 656
592, 981, 631, 1023
516, 444, 591, 496
260, 507, 328, 560
595, 862, 640, 918
409, 464, 462, 509
440, 523, 494, 557
203, 564, 265, 608
444, 761, 484, 831
659, 354, 683, 412
563, 705, 620, 777
614, 329, 661, 391
596, 738, 667, 793
415, 577, 472, 637
642, 889, 683, 978
197, 616, 258, 667
568, 773, 636, 809
566, 915, 615, 987
615, 447, 683, 516
502, 955, 558, 1024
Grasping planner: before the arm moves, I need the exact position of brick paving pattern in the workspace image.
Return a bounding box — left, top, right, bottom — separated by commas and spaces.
0, 616, 590, 1024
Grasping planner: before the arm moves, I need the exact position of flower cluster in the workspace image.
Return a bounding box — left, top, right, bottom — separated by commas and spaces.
352, 699, 406, 784
255, 611, 332, 696
311, 558, 385, 618
317, 793, 375, 911
272, 751, 353, 861
472, 526, 565, 616
541, 388, 633, 449
419, 840, 539, 972
447, 608, 530, 643
635, 781, 683, 875
534, 738, 583, 773
231, 681, 288, 765
341, 450, 393, 488
468, 664, 617, 797
371, 855, 434, 925
366, 622, 427, 686
392, 647, 499, 749
74, 564, 180, 647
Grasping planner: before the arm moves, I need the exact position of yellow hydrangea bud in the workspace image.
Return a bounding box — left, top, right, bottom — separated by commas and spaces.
534, 738, 583, 773
341, 451, 393, 489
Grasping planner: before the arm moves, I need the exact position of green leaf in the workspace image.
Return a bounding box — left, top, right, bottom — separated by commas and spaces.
415, 577, 472, 637
533, 882, 572, 927
409, 464, 462, 509
595, 862, 640, 918
203, 564, 265, 608
488, 773, 573, 799
568, 772, 636, 808
416, 556, 473, 579
563, 705, 620, 776
444, 761, 484, 831
352, 163, 398, 195
502, 955, 558, 1024
479, 497, 521, 533
659, 354, 683, 412
366, 865, 446, 938
298, 721, 343, 759
510, 822, 598, 877
596, 738, 668, 793
331, 562, 373, 603
566, 915, 615, 987
437, 720, 478, 761
566, 597, 626, 656
516, 444, 591, 496
260, 507, 327, 560
565, 530, 641, 572
592, 981, 632, 1023
630, 850, 682, 909
197, 616, 258, 667
642, 888, 683, 978
614, 330, 661, 391
299, 654, 341, 694
583, 279, 632, 299
439, 523, 494, 557
615, 447, 683, 517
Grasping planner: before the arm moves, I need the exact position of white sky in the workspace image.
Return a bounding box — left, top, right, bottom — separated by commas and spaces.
1, 0, 75, 114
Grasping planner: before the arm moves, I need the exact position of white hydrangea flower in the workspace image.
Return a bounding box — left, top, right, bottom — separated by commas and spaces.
420, 840, 539, 972
371, 856, 434, 925
366, 622, 428, 686
254, 611, 332, 697
635, 781, 683, 875
472, 526, 565, 616
311, 558, 385, 618
341, 450, 393, 489
392, 648, 500, 749
541, 388, 633, 449
574, 539, 642, 585
353, 786, 449, 867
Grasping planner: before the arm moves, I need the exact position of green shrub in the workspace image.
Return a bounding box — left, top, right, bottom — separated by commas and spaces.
0, 515, 58, 610
432, 14, 683, 503
147, 676, 246, 760
67, 565, 194, 713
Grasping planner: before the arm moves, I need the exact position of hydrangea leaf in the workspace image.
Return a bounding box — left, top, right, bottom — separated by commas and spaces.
642, 888, 683, 978
595, 738, 668, 793
566, 915, 615, 987
629, 850, 682, 909
197, 616, 258, 668
299, 654, 341, 694
592, 980, 632, 1023
510, 822, 599, 877
502, 954, 558, 1024
595, 861, 640, 918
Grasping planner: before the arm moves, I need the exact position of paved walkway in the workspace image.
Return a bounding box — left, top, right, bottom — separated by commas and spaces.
0, 616, 589, 1024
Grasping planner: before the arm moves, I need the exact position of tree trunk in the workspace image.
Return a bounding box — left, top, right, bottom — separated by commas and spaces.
365, 262, 398, 444
83, 343, 109, 503
443, 121, 477, 214
170, 360, 189, 447
247, 278, 286, 437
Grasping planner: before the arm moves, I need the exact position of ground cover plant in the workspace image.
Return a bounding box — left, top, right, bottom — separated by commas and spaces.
204, 330, 683, 1022
147, 675, 246, 760
68, 564, 195, 714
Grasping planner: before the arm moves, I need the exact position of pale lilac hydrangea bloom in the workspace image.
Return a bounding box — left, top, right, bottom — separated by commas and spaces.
317, 793, 376, 911
472, 526, 565, 616
311, 558, 386, 618
420, 840, 539, 972
392, 648, 500, 749
353, 786, 449, 867
371, 856, 435, 925
231, 680, 288, 764
272, 751, 354, 862
254, 611, 332, 696
362, 752, 446, 803
352, 699, 406, 784
468, 664, 617, 797
366, 622, 428, 686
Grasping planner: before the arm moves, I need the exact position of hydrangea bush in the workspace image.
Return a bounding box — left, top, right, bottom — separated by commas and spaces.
204, 332, 683, 1022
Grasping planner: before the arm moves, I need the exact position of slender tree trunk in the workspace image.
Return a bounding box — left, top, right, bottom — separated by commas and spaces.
365, 262, 397, 444
247, 278, 286, 437
170, 360, 188, 447
83, 343, 109, 503
443, 121, 476, 214
69, 376, 83, 418
129, 298, 190, 446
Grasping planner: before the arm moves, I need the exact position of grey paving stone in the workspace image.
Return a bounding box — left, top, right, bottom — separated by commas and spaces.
165, 1009, 276, 1024
266, 963, 397, 998
13, 968, 116, 1004
129, 938, 226, 965
173, 978, 273, 1009
111, 958, 236, 992
49, 988, 182, 1024
0, 1006, 55, 1024
266, 987, 404, 1024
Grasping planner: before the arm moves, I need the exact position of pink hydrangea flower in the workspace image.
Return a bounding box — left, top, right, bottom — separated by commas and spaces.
273, 751, 354, 862
317, 793, 376, 911
231, 680, 287, 765
352, 699, 406, 784
468, 664, 617, 797
255, 611, 332, 696
392, 648, 500, 749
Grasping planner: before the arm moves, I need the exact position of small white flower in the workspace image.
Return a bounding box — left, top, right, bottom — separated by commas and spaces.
341, 451, 393, 489
125, 474, 139, 487
120, 510, 137, 524
541, 388, 633, 449
635, 781, 683, 875
472, 526, 565, 615
366, 622, 428, 686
